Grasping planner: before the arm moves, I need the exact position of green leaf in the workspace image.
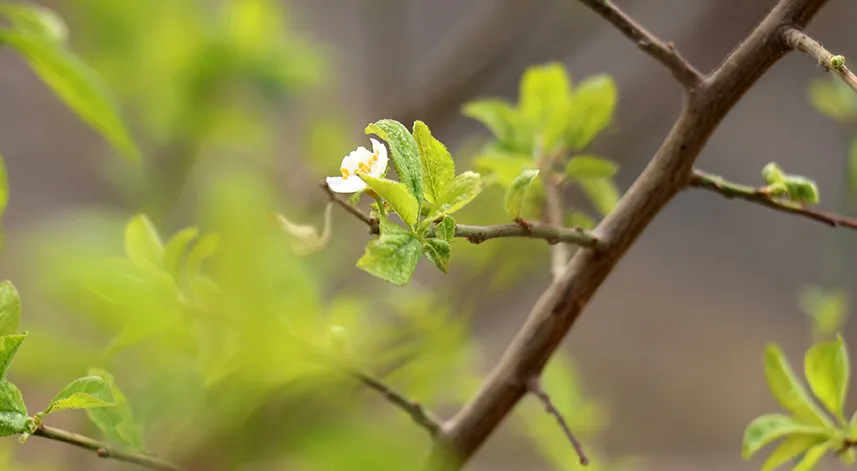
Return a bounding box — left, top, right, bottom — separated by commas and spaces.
504, 168, 540, 219
365, 119, 423, 208
436, 216, 456, 242
0, 282, 20, 337
425, 171, 483, 222
850, 410, 857, 440
0, 30, 140, 164
186, 233, 220, 280
764, 344, 832, 427
474, 152, 535, 188
38, 375, 114, 418
423, 239, 451, 274
0, 152, 7, 221
0, 334, 27, 379
0, 380, 29, 437
841, 448, 856, 466
566, 75, 617, 150
579, 178, 619, 215
462, 99, 527, 149
804, 336, 849, 421
124, 214, 164, 271
85, 368, 145, 451
359, 175, 420, 229
760, 434, 829, 471
565, 155, 618, 180
0, 3, 67, 42
742, 414, 827, 460
566, 211, 597, 230
356, 231, 422, 286
797, 286, 847, 339
412, 121, 455, 204
347, 188, 365, 206
808, 78, 857, 123
519, 63, 571, 150
163, 226, 199, 281
792, 441, 832, 471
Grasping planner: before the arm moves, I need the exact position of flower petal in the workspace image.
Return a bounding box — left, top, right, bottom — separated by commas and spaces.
370, 138, 388, 176
326, 176, 366, 194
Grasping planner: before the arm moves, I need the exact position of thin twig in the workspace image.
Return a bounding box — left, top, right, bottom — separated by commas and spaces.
782, 27, 857, 94
320, 182, 601, 248
33, 425, 183, 471
346, 369, 442, 436
575, 0, 703, 88
540, 158, 571, 279
688, 169, 857, 230
526, 377, 588, 465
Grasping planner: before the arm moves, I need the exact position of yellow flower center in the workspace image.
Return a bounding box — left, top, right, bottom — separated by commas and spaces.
340, 168, 351, 179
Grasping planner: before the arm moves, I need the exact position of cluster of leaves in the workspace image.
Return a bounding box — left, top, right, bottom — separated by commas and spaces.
351, 119, 484, 285
464, 62, 621, 229
0, 282, 144, 450
743, 336, 855, 471
761, 163, 820, 206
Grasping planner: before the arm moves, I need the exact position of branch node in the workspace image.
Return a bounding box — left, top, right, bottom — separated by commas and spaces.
526, 377, 589, 465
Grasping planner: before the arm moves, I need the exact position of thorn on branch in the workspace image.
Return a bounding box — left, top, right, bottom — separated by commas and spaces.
526, 377, 589, 466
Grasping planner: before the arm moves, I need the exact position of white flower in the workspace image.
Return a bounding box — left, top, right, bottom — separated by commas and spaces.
325, 138, 388, 193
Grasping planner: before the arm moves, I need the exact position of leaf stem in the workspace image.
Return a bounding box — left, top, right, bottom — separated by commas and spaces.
32, 424, 184, 471
688, 169, 857, 230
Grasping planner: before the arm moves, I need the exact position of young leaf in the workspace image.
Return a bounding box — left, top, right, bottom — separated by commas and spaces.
474, 153, 535, 188
565, 155, 618, 180
742, 414, 826, 460
792, 441, 833, 471
808, 78, 857, 124
504, 168, 540, 219
0, 152, 7, 221
365, 119, 423, 208
0, 334, 27, 379
764, 345, 832, 427
186, 233, 220, 280
38, 375, 114, 418
566, 211, 597, 230
850, 410, 857, 440
124, 214, 164, 271
0, 281, 20, 337
436, 216, 456, 242
359, 175, 420, 229
760, 434, 828, 471
85, 368, 145, 451
579, 178, 620, 215
356, 231, 422, 286
423, 239, 451, 274
462, 99, 524, 148
0, 3, 67, 42
163, 226, 199, 281
0, 380, 29, 437
841, 448, 856, 466
566, 75, 617, 150
804, 336, 849, 421
519, 63, 571, 150
0, 31, 140, 164
412, 121, 455, 204
425, 172, 483, 222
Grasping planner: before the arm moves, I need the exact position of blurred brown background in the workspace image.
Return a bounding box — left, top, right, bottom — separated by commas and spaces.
2, 0, 857, 470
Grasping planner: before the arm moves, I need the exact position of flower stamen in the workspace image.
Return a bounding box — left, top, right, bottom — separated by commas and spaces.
340, 168, 350, 179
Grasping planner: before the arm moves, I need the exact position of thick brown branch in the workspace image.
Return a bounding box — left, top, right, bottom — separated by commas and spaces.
425, 0, 830, 469
689, 170, 857, 230
320, 181, 601, 248
782, 28, 857, 94
575, 0, 703, 88
33, 425, 183, 471
526, 377, 588, 465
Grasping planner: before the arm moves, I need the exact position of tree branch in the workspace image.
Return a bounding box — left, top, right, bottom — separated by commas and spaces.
782, 27, 857, 94
688, 169, 857, 230
424, 0, 830, 469
540, 160, 571, 279
320, 181, 601, 248
32, 425, 183, 471
574, 0, 703, 89
344, 368, 442, 436
526, 377, 588, 465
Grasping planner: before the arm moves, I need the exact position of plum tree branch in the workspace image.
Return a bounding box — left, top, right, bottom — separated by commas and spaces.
320, 181, 601, 248
423, 0, 831, 469
783, 27, 857, 94
574, 0, 703, 88
32, 425, 183, 471
526, 377, 588, 465
688, 169, 857, 230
